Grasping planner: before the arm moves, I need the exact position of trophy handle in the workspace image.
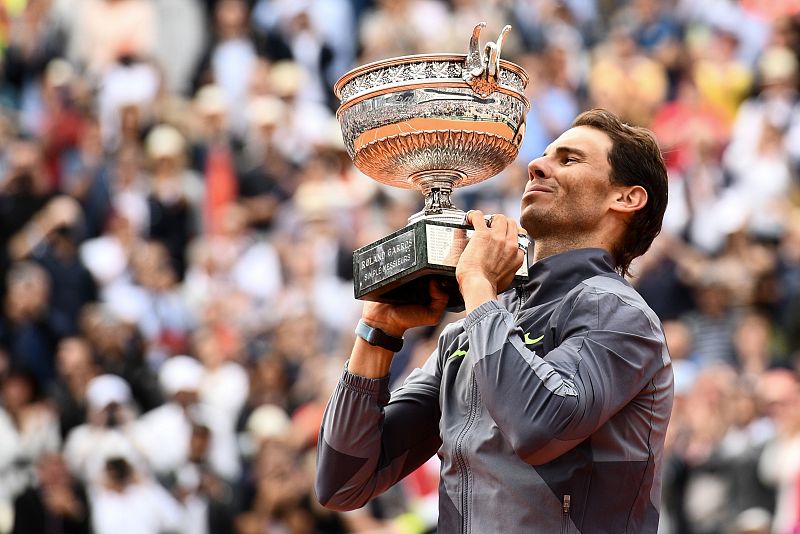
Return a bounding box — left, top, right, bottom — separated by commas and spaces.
466, 22, 487, 78
464, 23, 512, 97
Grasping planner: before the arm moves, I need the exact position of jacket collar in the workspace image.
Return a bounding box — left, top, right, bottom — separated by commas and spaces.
523, 248, 617, 304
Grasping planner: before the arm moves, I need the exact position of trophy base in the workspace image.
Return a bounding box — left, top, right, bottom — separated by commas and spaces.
353, 219, 528, 312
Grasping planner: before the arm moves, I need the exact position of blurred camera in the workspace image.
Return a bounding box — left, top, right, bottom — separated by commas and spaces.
105, 457, 133, 485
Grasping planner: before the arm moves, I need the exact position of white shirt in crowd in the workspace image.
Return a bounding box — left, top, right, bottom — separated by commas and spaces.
90, 480, 184, 534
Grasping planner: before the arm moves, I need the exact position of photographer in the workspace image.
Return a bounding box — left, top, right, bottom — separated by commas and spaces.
62, 374, 138, 482
89, 447, 183, 534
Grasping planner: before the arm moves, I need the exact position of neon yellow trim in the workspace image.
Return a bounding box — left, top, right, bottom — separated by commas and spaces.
524, 333, 544, 345
447, 348, 468, 360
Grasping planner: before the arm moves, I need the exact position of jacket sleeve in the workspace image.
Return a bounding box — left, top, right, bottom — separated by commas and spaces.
315, 352, 443, 511
464, 285, 668, 465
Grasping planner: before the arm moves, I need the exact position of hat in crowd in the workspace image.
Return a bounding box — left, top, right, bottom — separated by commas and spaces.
45, 58, 74, 87
246, 404, 291, 441
733, 507, 772, 533
195, 84, 228, 116
145, 124, 186, 159
247, 95, 286, 127
159, 355, 204, 396
86, 374, 132, 411
759, 46, 798, 83
269, 61, 305, 98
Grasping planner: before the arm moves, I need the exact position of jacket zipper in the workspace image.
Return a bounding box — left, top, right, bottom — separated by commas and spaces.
514, 286, 527, 321
561, 494, 571, 534
454, 376, 480, 533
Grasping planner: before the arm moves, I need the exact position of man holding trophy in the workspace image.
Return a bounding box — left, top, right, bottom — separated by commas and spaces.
316, 24, 673, 533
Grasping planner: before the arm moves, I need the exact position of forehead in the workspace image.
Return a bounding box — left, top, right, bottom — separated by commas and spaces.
546, 126, 613, 160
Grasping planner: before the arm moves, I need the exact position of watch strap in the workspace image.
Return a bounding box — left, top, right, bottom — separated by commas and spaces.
355, 320, 404, 352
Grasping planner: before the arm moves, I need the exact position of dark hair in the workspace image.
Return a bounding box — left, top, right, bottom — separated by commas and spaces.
571, 109, 668, 277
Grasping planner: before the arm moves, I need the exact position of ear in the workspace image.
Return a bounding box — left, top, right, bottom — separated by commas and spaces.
609, 185, 647, 215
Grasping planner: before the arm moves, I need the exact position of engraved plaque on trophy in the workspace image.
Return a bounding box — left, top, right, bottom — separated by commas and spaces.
335, 23, 530, 310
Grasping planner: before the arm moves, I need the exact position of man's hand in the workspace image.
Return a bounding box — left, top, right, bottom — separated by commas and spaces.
456, 210, 525, 314
361, 279, 449, 337
348, 280, 448, 378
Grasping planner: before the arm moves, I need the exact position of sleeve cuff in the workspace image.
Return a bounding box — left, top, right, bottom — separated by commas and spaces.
463, 299, 506, 332
342, 362, 391, 405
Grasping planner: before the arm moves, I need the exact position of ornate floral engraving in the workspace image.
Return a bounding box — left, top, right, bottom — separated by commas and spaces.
338, 58, 526, 104
407, 62, 428, 80
448, 62, 463, 78
429, 62, 450, 79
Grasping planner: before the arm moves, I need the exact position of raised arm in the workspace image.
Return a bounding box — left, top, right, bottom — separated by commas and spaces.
315, 282, 449, 510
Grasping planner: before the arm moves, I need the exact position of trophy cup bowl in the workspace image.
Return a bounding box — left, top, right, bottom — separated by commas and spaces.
336, 23, 531, 310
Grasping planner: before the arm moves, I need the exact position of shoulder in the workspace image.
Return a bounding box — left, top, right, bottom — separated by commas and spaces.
578, 274, 650, 308
561, 274, 665, 340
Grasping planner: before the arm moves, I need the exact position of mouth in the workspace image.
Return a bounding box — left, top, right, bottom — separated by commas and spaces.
523, 183, 554, 197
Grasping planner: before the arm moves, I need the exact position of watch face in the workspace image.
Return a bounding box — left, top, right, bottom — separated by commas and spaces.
356, 320, 402, 351
366, 330, 379, 344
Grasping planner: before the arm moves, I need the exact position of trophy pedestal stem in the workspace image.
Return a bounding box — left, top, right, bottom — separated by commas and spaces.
408, 170, 467, 224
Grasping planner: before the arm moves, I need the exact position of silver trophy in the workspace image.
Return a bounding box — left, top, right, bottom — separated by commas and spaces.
335, 23, 530, 309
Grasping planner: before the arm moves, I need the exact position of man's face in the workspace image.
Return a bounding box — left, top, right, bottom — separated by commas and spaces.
521, 126, 617, 240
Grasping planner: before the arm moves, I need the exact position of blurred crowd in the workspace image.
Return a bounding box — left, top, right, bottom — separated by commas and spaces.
0, 0, 800, 533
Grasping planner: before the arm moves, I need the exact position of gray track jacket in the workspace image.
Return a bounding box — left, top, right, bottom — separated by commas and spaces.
316, 248, 673, 533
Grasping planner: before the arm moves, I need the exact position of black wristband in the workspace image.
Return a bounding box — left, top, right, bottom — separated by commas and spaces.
355, 320, 404, 352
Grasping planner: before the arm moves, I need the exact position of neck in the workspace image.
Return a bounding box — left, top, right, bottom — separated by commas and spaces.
531, 233, 614, 264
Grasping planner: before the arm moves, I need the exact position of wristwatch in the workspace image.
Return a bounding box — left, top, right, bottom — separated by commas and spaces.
355, 320, 404, 352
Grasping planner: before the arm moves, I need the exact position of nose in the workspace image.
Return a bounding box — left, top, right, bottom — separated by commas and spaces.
527, 157, 547, 180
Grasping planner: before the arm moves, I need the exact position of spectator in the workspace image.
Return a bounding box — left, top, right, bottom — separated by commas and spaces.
758, 369, 800, 534
12, 453, 92, 534
133, 355, 240, 482
95, 55, 161, 151
589, 24, 668, 125
89, 442, 184, 534
189, 85, 242, 236
0, 369, 61, 505
102, 240, 192, 365
47, 336, 98, 440
0, 262, 64, 383
168, 422, 236, 534
78, 305, 162, 413
194, 325, 249, 424
681, 273, 742, 367
153, 0, 207, 96
63, 373, 140, 482
193, 0, 258, 132
3, 0, 69, 135
70, 0, 156, 77
144, 125, 203, 277
238, 96, 292, 231
10, 195, 97, 336
0, 136, 54, 291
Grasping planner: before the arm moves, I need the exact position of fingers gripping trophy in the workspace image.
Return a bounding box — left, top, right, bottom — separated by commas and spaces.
335, 23, 530, 310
